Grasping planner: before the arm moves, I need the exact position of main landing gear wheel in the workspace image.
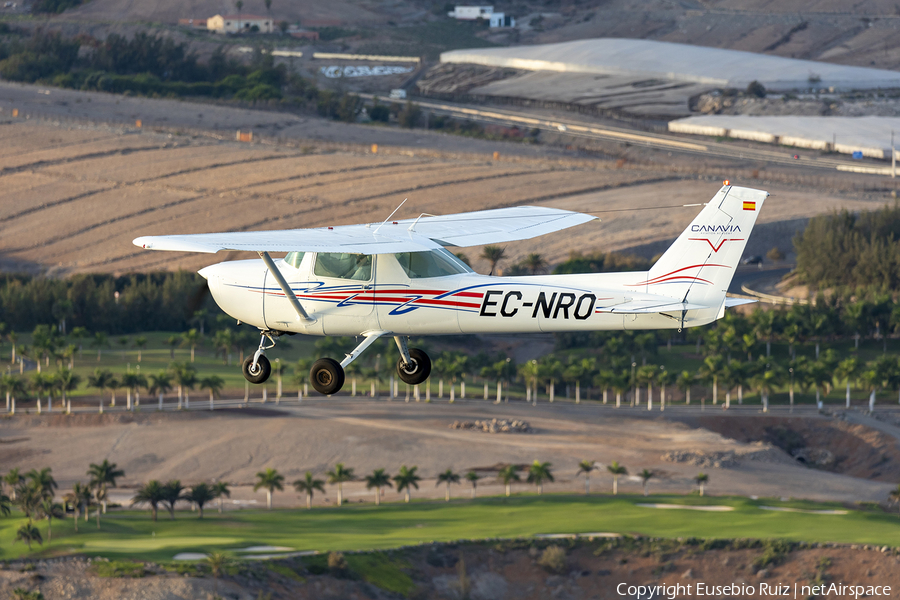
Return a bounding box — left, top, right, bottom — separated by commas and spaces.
397, 348, 431, 385
242, 355, 271, 384
310, 358, 345, 395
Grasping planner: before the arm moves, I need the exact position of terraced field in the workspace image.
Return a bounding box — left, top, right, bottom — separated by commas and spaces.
0, 119, 884, 276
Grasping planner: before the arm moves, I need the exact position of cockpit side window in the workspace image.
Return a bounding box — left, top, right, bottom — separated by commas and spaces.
314, 253, 373, 280
284, 251, 306, 269
394, 248, 473, 278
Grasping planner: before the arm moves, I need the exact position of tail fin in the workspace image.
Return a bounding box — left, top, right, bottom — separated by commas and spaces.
642, 184, 767, 309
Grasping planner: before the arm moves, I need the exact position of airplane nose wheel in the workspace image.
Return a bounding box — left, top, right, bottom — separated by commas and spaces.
310, 358, 345, 395
242, 355, 271, 384
397, 348, 431, 385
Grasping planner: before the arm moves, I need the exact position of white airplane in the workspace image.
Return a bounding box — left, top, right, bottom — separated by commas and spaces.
134, 184, 765, 395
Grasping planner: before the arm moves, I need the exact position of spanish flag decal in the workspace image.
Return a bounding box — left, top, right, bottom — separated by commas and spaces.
742, 201, 756, 211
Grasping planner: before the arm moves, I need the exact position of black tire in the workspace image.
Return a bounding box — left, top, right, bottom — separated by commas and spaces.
310, 358, 345, 395
397, 348, 431, 385
242, 355, 271, 384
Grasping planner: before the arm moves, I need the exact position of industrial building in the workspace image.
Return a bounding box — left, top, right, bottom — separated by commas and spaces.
207, 14, 274, 34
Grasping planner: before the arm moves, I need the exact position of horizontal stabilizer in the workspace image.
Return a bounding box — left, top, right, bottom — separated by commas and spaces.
724, 297, 756, 308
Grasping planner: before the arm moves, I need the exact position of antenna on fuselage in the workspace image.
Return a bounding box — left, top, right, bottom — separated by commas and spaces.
373, 198, 408, 234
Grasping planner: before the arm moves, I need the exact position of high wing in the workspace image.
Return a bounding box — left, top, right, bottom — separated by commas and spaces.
133, 207, 595, 255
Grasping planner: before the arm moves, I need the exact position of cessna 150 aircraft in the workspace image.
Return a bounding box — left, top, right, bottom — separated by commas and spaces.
134, 184, 765, 395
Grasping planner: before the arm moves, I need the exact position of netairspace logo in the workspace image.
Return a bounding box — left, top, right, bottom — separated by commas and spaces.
616, 582, 892, 599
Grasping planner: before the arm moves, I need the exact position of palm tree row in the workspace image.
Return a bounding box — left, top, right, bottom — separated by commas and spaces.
0, 460, 124, 550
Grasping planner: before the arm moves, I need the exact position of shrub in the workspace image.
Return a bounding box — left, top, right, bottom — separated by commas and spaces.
369, 103, 390, 122
327, 552, 348, 576
538, 545, 567, 574
397, 101, 421, 128
746, 80, 766, 98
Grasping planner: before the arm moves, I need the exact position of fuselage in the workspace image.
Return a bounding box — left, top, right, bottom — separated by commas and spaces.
199, 250, 720, 337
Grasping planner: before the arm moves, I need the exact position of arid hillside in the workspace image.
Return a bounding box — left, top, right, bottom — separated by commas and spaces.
0, 117, 887, 276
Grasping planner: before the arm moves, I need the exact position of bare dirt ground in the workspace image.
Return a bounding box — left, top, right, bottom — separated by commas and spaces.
1, 401, 897, 508
0, 88, 894, 276
2, 538, 900, 600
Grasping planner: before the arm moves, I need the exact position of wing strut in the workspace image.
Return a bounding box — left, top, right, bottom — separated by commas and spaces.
258, 251, 315, 323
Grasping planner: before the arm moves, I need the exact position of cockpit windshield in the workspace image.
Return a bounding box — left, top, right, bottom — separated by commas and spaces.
314, 253, 373, 280
284, 251, 305, 269
394, 248, 473, 279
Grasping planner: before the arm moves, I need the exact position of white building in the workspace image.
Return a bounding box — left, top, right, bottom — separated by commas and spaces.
489, 12, 514, 27
448, 5, 493, 20
207, 14, 274, 34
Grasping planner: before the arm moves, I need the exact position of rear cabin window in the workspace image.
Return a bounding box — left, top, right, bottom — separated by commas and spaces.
314, 253, 372, 280
394, 249, 472, 279
284, 252, 305, 269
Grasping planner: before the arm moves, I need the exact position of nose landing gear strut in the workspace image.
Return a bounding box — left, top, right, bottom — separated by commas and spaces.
242, 330, 277, 384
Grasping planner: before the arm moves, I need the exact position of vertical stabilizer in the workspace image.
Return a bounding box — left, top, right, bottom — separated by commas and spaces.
640, 185, 767, 308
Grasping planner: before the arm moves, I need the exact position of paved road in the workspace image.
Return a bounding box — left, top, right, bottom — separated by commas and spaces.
727, 265, 792, 295
368, 94, 897, 174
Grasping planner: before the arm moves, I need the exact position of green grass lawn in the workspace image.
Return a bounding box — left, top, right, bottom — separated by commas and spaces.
2, 494, 898, 562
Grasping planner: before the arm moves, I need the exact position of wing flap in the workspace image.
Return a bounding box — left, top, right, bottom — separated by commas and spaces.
133, 207, 595, 255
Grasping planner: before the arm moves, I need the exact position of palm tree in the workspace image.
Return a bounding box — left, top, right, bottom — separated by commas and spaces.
235, 0, 244, 30
523, 253, 548, 275
465, 471, 480, 499
15, 480, 45, 523
88, 459, 124, 514
148, 371, 172, 408
254, 468, 285, 510
4, 468, 24, 500
39, 498, 64, 543
698, 355, 725, 405
65, 482, 91, 530
55, 367, 81, 406
181, 329, 203, 363
294, 472, 326, 509
120, 371, 146, 410
90, 332, 109, 361
161, 480, 185, 519
165, 335, 180, 359
527, 461, 553, 495
639, 469, 654, 496
186, 483, 216, 518
170, 362, 197, 408
200, 375, 225, 408
28, 467, 57, 500
15, 522, 42, 550
88, 368, 118, 406
364, 469, 392, 506
207, 552, 230, 596
327, 463, 355, 506
394, 465, 421, 503
0, 491, 9, 517
836, 357, 862, 408
607, 461, 627, 495
497, 465, 520, 497
436, 468, 460, 501
480, 245, 506, 275
576, 460, 597, 494
694, 472, 710, 496
213, 329, 234, 365
213, 481, 231, 514
751, 363, 783, 413
134, 336, 148, 362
